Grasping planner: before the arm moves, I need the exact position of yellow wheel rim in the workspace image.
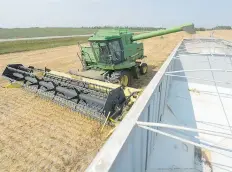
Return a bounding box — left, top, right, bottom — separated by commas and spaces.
120, 75, 129, 86
142, 66, 148, 74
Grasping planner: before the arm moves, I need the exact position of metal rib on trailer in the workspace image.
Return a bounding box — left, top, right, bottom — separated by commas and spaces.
2, 64, 126, 122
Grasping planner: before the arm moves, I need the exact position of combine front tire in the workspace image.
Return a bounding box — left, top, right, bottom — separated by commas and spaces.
119, 71, 132, 87
139, 63, 148, 75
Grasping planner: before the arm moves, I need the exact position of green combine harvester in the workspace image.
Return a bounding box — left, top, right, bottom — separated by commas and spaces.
72, 23, 195, 86
2, 23, 195, 122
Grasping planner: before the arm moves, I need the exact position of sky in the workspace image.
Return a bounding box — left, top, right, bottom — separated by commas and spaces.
0, 0, 231, 28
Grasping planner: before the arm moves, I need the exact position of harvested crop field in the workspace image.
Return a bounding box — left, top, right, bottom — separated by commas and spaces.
1, 30, 232, 171
0, 88, 111, 171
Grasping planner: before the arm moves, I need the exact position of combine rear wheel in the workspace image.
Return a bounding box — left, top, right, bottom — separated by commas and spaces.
139, 63, 148, 75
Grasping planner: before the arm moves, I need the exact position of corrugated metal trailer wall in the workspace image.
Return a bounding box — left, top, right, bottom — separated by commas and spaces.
86, 41, 182, 172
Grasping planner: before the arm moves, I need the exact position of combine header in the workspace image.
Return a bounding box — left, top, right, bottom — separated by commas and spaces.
2, 23, 195, 122
3, 64, 128, 122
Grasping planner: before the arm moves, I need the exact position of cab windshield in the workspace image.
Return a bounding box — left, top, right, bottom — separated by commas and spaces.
91, 39, 124, 64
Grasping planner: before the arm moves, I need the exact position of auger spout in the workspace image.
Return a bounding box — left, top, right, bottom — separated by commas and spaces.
132, 23, 195, 41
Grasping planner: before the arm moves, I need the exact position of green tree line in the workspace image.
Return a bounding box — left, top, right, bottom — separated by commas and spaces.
1, 25, 232, 31
80, 25, 232, 31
